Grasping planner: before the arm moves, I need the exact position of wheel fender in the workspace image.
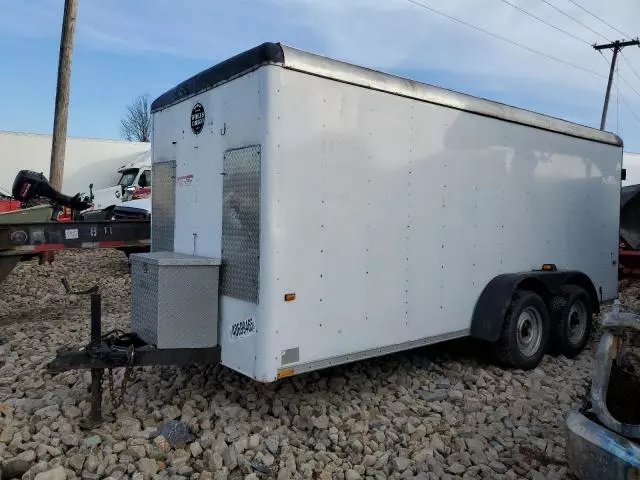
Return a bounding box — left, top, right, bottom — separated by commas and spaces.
470, 271, 599, 342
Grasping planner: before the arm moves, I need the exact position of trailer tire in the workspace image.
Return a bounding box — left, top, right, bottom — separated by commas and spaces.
494, 290, 550, 370
550, 286, 592, 359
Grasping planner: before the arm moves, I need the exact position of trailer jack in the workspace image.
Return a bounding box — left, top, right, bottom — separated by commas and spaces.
47, 278, 221, 428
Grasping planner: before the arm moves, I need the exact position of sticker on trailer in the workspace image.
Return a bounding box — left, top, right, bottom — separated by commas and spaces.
64, 228, 79, 240
177, 174, 194, 187
230, 317, 256, 341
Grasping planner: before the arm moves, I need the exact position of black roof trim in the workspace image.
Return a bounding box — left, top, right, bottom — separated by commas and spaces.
150, 42, 621, 146
151, 42, 284, 112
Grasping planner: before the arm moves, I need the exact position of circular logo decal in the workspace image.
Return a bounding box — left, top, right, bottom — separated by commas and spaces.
191, 103, 205, 135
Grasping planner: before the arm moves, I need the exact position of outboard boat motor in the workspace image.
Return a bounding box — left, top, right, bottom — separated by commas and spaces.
12, 170, 91, 214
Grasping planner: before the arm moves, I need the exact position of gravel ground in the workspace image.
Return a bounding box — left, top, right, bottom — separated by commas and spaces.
0, 250, 636, 480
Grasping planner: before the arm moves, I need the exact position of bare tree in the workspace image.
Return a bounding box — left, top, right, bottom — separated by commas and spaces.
120, 94, 151, 142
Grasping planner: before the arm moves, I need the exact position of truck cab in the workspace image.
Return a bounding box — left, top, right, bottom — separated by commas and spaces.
117, 164, 151, 201
90, 154, 151, 210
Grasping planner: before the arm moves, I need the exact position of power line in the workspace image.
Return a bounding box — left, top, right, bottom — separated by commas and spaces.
537, 0, 609, 42
599, 54, 640, 130
598, 50, 640, 99
617, 59, 620, 135
619, 73, 640, 101
499, 0, 640, 109
619, 91, 640, 127
404, 0, 605, 78
535, 1, 640, 108
593, 40, 640, 129
621, 52, 640, 85
401, 0, 640, 132
497, 0, 590, 45
598, 50, 640, 97
564, 0, 632, 39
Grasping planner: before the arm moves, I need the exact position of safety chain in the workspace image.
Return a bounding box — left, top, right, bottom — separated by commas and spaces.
105, 345, 136, 408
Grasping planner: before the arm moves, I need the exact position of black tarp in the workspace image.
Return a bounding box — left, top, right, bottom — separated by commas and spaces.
621, 184, 640, 249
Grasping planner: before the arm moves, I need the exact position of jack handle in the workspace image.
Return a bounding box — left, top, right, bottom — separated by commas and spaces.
61, 278, 99, 296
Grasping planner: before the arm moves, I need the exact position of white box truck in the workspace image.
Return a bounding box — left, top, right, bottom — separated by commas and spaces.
74, 42, 624, 385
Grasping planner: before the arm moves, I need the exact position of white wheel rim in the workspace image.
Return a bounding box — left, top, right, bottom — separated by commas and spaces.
567, 300, 588, 346
517, 306, 543, 358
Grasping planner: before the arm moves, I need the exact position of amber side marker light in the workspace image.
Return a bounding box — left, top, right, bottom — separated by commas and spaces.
284, 293, 296, 302
541, 264, 557, 272
277, 368, 295, 379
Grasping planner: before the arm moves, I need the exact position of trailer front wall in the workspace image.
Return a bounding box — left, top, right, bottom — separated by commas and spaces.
258, 65, 622, 378
151, 70, 271, 379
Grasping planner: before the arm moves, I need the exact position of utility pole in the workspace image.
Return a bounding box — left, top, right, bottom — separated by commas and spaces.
49, 0, 78, 190
593, 39, 640, 131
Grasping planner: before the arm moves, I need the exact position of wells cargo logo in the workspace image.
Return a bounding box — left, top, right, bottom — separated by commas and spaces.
190, 102, 205, 134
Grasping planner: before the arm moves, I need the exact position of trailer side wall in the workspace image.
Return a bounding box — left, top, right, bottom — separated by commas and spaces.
257, 65, 622, 379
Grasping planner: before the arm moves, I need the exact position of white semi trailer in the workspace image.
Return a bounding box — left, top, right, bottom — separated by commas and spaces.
623, 151, 640, 187
48, 43, 624, 390
0, 131, 149, 196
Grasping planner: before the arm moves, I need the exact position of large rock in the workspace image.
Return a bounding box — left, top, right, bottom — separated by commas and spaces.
265, 436, 279, 455
2, 458, 33, 478
345, 470, 361, 480
33, 466, 67, 480
84, 454, 100, 473
68, 454, 86, 473
222, 445, 238, 470
0, 426, 17, 444
312, 415, 329, 430
137, 458, 158, 476
189, 441, 203, 458
392, 457, 411, 472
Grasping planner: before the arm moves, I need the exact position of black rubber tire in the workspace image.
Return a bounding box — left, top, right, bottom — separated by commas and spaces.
550, 286, 593, 359
494, 290, 551, 370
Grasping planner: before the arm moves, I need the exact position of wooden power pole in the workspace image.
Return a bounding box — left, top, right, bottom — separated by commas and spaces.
593, 39, 640, 131
49, 0, 78, 190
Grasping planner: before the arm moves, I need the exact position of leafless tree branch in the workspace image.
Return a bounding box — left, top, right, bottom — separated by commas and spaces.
120, 94, 151, 142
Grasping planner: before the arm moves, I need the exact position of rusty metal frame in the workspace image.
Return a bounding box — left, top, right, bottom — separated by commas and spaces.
0, 220, 150, 255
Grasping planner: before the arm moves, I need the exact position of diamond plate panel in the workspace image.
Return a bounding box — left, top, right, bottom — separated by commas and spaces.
221, 145, 261, 303
131, 252, 220, 349
151, 161, 176, 252
131, 257, 158, 343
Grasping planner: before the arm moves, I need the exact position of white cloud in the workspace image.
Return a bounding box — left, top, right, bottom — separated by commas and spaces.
3, 0, 640, 139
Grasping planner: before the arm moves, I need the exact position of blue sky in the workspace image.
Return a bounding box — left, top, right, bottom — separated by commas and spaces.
1, 0, 640, 151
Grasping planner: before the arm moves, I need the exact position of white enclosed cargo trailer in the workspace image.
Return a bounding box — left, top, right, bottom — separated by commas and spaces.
135, 42, 623, 382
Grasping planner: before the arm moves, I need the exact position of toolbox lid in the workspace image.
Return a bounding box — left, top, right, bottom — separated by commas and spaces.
131, 251, 222, 266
